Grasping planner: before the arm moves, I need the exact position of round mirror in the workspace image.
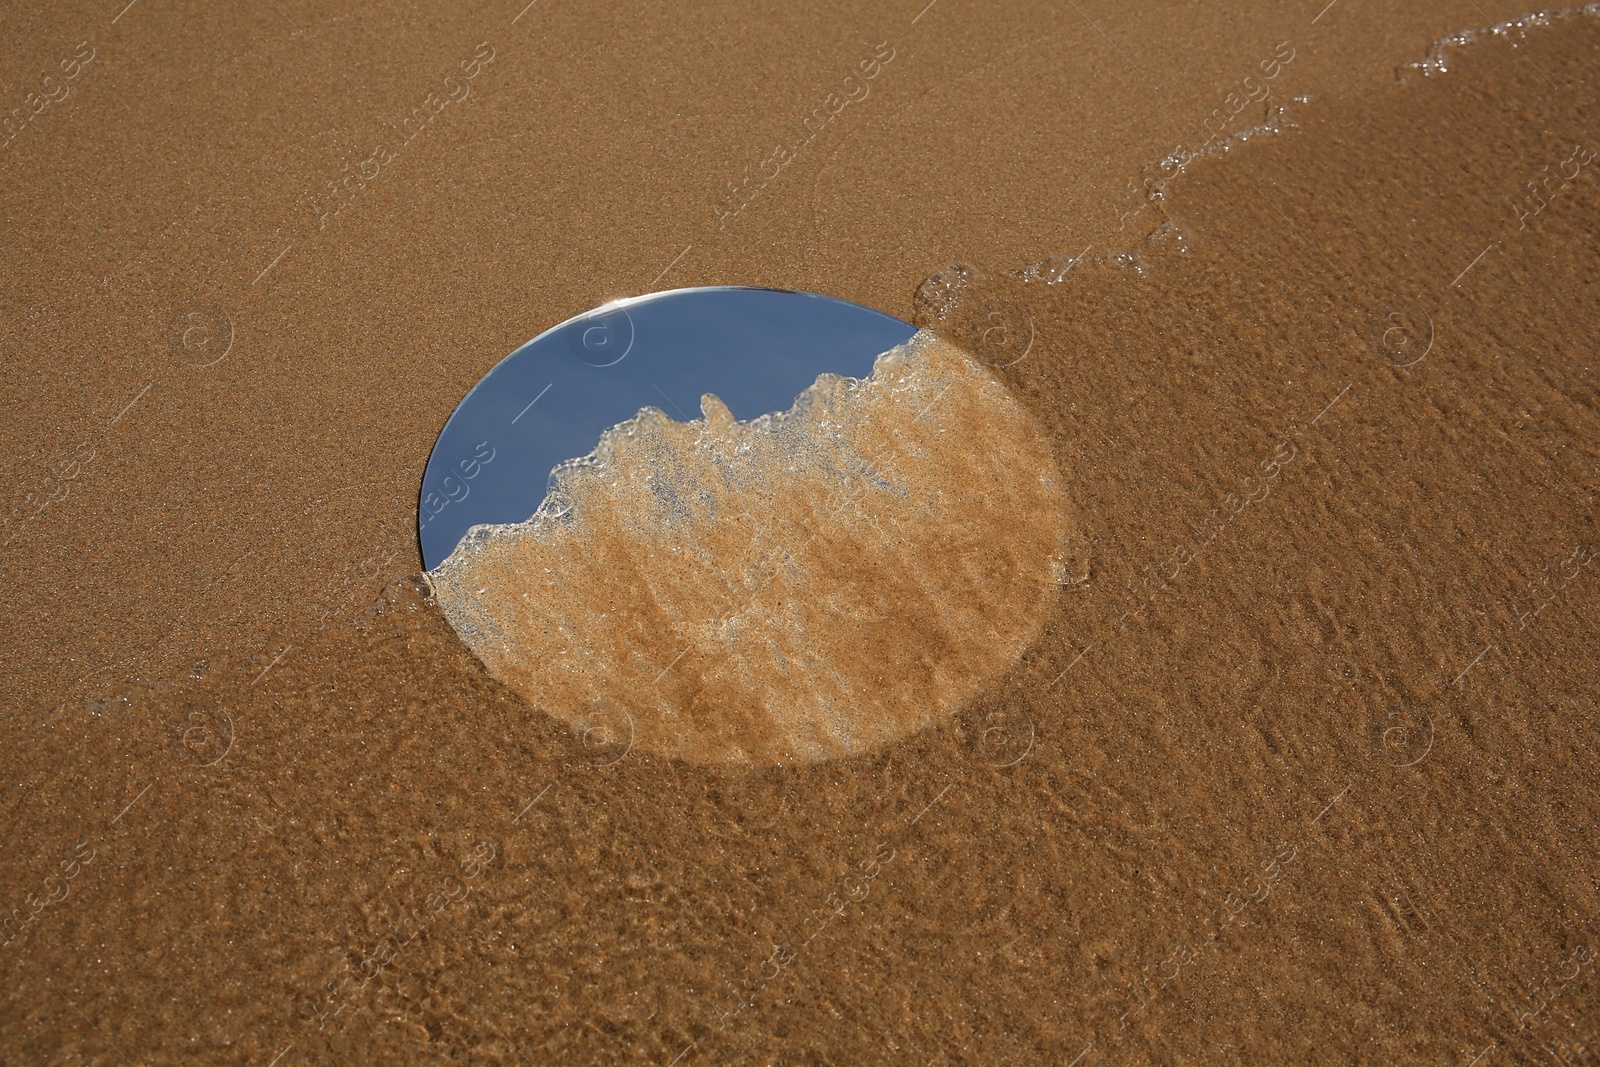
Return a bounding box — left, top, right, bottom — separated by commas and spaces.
418, 287, 918, 569
420, 286, 1074, 765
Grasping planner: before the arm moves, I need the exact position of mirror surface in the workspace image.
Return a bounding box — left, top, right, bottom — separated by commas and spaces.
418, 287, 918, 568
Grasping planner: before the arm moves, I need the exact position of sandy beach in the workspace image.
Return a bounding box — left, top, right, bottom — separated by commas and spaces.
3, 0, 1599, 1062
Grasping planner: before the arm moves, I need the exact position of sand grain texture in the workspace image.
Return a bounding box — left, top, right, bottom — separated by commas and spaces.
3, 1, 1600, 1064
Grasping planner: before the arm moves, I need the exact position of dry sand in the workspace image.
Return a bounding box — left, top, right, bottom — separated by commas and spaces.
3, 0, 1600, 1062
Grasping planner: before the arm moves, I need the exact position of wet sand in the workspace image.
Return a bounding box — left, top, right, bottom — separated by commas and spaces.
4, 0, 1600, 1063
